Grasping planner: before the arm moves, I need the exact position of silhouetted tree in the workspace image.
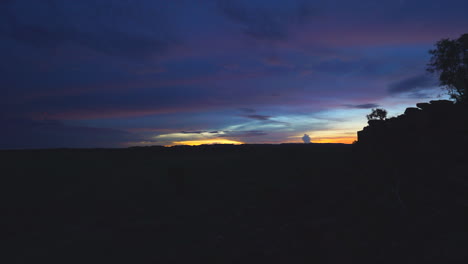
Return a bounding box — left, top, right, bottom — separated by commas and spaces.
367, 108, 387, 121
427, 33, 468, 103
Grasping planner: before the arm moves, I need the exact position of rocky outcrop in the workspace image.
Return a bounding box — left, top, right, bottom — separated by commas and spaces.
357, 100, 468, 151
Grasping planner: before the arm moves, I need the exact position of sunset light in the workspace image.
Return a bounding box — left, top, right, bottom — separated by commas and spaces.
170, 138, 244, 146
312, 137, 357, 144
0, 0, 464, 149
4, 1, 467, 261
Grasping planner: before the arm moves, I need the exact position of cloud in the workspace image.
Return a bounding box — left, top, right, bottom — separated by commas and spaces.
180, 131, 205, 134
345, 103, 380, 109
179, 130, 220, 135
314, 59, 358, 74
221, 130, 268, 137
169, 130, 267, 138
388, 74, 438, 94
0, 118, 135, 149
238, 108, 256, 113
243, 114, 272, 121
0, 0, 179, 59
238, 113, 291, 127
302, 134, 311, 143
262, 55, 294, 68
218, 0, 315, 41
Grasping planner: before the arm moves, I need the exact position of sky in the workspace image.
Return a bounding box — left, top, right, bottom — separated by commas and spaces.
1, 0, 467, 148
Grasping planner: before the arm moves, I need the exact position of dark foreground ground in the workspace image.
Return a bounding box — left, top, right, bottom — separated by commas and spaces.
2, 144, 467, 263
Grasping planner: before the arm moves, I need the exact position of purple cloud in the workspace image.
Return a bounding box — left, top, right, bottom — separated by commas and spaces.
345, 103, 380, 109
388, 74, 437, 94
243, 114, 272, 121
0, 118, 135, 149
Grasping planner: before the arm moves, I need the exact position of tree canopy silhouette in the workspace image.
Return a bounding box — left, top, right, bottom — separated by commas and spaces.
366, 108, 387, 121
427, 33, 468, 103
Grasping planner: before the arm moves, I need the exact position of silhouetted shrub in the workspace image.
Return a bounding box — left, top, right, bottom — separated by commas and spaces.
366, 108, 387, 121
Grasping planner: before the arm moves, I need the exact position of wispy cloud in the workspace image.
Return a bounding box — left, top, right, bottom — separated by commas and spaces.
0, 118, 135, 149
243, 114, 272, 121
0, 0, 179, 59
238, 108, 256, 113
218, 0, 315, 41
221, 130, 268, 137
388, 74, 437, 94
344, 103, 380, 109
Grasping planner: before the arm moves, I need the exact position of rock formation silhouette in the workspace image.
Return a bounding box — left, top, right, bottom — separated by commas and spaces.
356, 99, 468, 219
357, 100, 468, 152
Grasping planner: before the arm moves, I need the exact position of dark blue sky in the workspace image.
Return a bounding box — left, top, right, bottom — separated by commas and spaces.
1, 0, 467, 148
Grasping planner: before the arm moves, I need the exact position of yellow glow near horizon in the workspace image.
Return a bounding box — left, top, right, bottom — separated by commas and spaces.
170, 138, 244, 146
312, 137, 356, 144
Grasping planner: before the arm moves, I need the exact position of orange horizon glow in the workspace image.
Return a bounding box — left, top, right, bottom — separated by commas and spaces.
169, 138, 244, 146
168, 136, 356, 146
312, 137, 357, 144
